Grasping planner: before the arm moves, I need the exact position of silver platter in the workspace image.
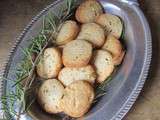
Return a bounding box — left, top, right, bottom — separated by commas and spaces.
1, 0, 152, 120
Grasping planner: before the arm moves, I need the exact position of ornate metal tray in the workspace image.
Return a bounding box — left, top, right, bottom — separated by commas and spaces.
0, 0, 152, 120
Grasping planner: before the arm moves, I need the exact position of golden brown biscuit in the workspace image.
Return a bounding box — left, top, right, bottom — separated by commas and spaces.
38, 79, 64, 114
92, 50, 114, 83
58, 65, 96, 86
56, 20, 79, 45
96, 13, 123, 39
62, 40, 92, 67
102, 35, 124, 65
60, 81, 95, 118
77, 23, 105, 48
75, 0, 103, 23
36, 47, 62, 79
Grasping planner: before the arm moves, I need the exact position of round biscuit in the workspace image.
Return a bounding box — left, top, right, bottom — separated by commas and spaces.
75, 0, 103, 23
92, 50, 114, 83
62, 40, 92, 67
102, 35, 124, 65
96, 13, 123, 39
60, 81, 95, 118
36, 47, 62, 79
56, 20, 79, 45
38, 79, 64, 114
77, 23, 105, 48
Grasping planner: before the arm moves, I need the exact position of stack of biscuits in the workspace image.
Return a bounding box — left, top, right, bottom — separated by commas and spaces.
36, 0, 125, 118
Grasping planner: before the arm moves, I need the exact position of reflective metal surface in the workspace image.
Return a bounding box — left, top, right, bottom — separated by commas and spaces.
1, 0, 152, 120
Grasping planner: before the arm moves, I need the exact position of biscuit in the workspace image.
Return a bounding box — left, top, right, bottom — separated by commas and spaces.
92, 50, 114, 83
56, 20, 79, 45
77, 23, 105, 47
75, 0, 103, 23
102, 35, 124, 65
96, 13, 123, 39
58, 65, 96, 86
62, 40, 92, 67
60, 81, 95, 118
38, 79, 64, 114
36, 47, 62, 79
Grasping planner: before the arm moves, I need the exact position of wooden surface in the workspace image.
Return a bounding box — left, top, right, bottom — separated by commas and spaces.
0, 0, 160, 119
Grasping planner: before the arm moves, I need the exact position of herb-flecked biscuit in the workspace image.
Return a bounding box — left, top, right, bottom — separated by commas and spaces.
96, 13, 123, 39
92, 50, 114, 83
58, 65, 96, 86
75, 0, 103, 23
102, 35, 124, 65
62, 40, 92, 67
38, 79, 64, 114
60, 81, 95, 118
77, 23, 105, 48
56, 20, 79, 45
37, 47, 62, 79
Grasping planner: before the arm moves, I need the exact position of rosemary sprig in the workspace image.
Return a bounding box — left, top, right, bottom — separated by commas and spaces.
93, 77, 112, 103
94, 68, 118, 103
1, 32, 48, 120
1, 0, 77, 119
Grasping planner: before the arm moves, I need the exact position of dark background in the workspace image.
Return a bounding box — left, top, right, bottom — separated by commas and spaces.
0, 0, 160, 119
